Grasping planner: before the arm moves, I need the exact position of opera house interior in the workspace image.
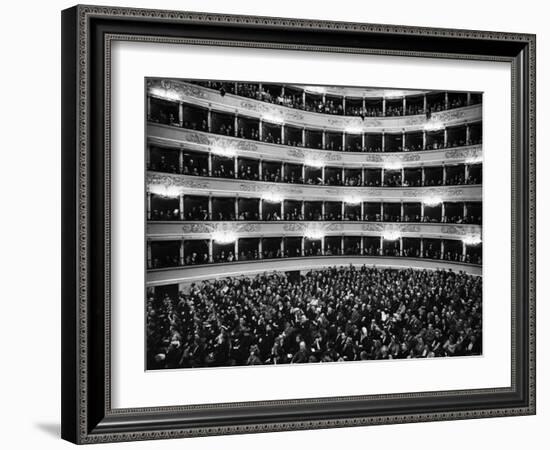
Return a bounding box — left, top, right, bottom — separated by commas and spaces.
145, 78, 483, 369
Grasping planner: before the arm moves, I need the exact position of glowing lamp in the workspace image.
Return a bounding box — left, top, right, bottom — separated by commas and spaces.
384, 161, 403, 170
304, 227, 324, 240
148, 86, 180, 101
343, 195, 362, 205
262, 114, 284, 125
262, 192, 284, 203
344, 126, 364, 134
466, 156, 483, 164
423, 196, 443, 207
384, 90, 407, 99
382, 230, 401, 241
211, 145, 236, 158
306, 86, 326, 94
304, 158, 325, 168
211, 231, 237, 244
462, 235, 482, 246
423, 120, 444, 131
148, 184, 181, 198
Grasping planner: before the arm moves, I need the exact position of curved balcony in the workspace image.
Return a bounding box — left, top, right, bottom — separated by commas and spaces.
147, 172, 482, 202
148, 79, 482, 132
188, 80, 481, 116
147, 223, 482, 270
148, 123, 483, 168
146, 256, 482, 287
148, 221, 481, 241
148, 191, 481, 225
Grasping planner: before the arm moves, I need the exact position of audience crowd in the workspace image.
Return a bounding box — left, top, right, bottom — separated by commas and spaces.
190, 81, 476, 118
150, 204, 482, 226
147, 266, 482, 369
152, 112, 482, 154
151, 155, 481, 189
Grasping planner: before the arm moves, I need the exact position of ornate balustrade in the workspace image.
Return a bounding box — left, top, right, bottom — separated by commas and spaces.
147, 79, 482, 133
147, 221, 481, 241
147, 172, 482, 202
146, 256, 482, 287
148, 123, 483, 168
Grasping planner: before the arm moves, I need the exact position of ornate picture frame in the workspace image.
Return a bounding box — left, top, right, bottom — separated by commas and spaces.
61, 5, 536, 444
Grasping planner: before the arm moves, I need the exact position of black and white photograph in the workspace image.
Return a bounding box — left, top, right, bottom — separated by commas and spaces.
145, 78, 483, 370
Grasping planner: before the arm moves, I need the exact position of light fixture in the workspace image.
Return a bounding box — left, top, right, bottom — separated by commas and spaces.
383, 90, 407, 99
148, 86, 180, 101
148, 184, 181, 198
211, 145, 236, 158
343, 195, 362, 205
462, 235, 482, 246
423, 120, 444, 131
466, 156, 483, 164
304, 226, 324, 240
344, 125, 364, 134
211, 231, 237, 244
306, 86, 326, 94
382, 230, 401, 241
262, 192, 284, 203
423, 196, 443, 207
304, 158, 325, 168
262, 114, 284, 125
384, 161, 403, 170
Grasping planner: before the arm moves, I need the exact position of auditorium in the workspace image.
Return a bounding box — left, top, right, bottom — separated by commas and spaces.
145, 78, 483, 370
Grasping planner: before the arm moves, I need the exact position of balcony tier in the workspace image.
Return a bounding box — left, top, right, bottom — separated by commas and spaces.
148, 221, 481, 241
147, 172, 482, 202
148, 124, 483, 168
148, 79, 482, 133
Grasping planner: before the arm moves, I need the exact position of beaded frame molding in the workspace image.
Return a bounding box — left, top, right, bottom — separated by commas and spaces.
61, 4, 536, 444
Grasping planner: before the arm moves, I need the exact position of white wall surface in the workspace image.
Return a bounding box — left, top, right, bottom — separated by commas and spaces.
0, 0, 546, 448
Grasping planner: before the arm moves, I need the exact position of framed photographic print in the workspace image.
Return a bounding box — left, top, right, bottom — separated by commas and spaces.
61, 5, 536, 444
